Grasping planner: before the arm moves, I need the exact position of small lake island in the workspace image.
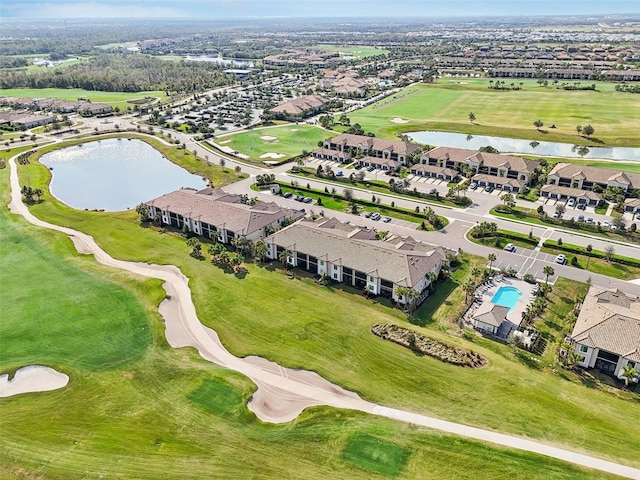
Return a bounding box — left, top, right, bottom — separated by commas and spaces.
40, 138, 208, 211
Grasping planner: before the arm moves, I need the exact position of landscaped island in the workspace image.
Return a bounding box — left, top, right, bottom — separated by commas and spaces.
371, 323, 487, 368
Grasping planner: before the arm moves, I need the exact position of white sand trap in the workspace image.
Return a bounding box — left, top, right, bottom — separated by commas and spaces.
391, 117, 409, 124
0, 366, 69, 397
259, 152, 286, 159
218, 139, 232, 145
260, 135, 278, 141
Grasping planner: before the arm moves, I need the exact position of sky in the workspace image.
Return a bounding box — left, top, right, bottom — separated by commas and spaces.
0, 0, 638, 19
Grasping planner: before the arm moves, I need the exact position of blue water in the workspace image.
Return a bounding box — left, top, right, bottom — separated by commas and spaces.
40, 138, 207, 211
408, 131, 640, 162
491, 286, 523, 311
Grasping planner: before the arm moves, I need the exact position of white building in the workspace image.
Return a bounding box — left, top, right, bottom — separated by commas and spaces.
571, 286, 640, 383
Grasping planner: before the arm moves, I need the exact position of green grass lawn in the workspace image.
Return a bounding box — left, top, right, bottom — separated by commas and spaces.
11, 151, 640, 470
219, 125, 331, 161
1, 169, 627, 479
0, 87, 167, 109
348, 82, 640, 147
316, 44, 389, 59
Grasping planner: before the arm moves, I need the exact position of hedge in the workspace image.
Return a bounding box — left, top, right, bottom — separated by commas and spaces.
275, 180, 449, 229
543, 240, 640, 268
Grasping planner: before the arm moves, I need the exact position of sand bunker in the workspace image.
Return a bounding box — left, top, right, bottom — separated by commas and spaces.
391, 117, 409, 124
260, 135, 278, 141
0, 366, 69, 397
218, 139, 232, 145
259, 152, 286, 159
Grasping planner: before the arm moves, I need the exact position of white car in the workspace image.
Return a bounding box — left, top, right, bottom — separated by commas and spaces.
567, 198, 575, 207
555, 254, 567, 265
602, 221, 611, 228
503, 243, 516, 252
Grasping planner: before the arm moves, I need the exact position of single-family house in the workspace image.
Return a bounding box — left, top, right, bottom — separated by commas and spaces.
570, 286, 640, 383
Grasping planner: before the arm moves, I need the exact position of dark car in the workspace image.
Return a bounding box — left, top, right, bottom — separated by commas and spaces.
283, 192, 293, 198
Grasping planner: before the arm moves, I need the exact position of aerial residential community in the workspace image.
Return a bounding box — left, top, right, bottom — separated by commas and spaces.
1, 2, 640, 479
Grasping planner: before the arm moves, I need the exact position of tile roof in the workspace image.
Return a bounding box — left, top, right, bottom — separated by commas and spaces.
473, 303, 510, 327
472, 173, 522, 187
265, 217, 447, 286
328, 133, 421, 156
549, 163, 640, 188
540, 185, 602, 201
411, 164, 457, 177
423, 147, 538, 173
269, 95, 328, 115
146, 188, 303, 236
571, 286, 640, 362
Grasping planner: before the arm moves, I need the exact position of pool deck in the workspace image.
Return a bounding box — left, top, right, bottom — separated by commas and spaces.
464, 276, 537, 338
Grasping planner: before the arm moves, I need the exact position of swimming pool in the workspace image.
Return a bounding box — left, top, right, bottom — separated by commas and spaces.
491, 286, 522, 311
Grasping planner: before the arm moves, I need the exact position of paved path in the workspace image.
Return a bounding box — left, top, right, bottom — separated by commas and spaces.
7, 152, 640, 479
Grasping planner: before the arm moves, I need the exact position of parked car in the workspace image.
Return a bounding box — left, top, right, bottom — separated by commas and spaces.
555, 254, 567, 265
366, 166, 376, 172
553, 211, 562, 218
577, 215, 585, 222
295, 195, 303, 201
336, 171, 344, 177
371, 213, 381, 221
283, 192, 293, 198
354, 164, 363, 170
303, 197, 313, 203
429, 188, 437, 195
382, 216, 391, 223
484, 185, 494, 193
577, 203, 586, 210
602, 221, 611, 228
586, 217, 595, 224
470, 182, 478, 190
567, 198, 575, 207
364, 211, 373, 218
503, 243, 516, 252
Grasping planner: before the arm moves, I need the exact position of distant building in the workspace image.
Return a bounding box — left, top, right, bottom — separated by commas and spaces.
269, 94, 329, 119
314, 133, 421, 167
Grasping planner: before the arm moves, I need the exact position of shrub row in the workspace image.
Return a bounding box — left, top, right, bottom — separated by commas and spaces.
371, 323, 488, 368
472, 230, 539, 247
276, 181, 449, 229
543, 240, 640, 268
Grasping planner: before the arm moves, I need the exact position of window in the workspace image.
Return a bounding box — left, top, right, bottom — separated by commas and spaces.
579, 345, 588, 353
629, 361, 637, 369
319, 260, 324, 266
333, 273, 338, 280
333, 265, 338, 270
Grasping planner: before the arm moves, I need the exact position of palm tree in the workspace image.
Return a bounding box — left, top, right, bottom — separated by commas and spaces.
621, 363, 638, 389
471, 267, 482, 283
394, 286, 409, 304
534, 119, 544, 131
462, 279, 476, 303
405, 289, 420, 314
254, 239, 267, 263
543, 265, 555, 284
278, 249, 292, 271
586, 244, 593, 269
235, 165, 242, 176
468, 111, 476, 123
487, 253, 497, 272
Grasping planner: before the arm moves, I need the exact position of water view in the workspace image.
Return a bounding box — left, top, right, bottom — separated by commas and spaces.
408, 131, 640, 162
40, 138, 208, 211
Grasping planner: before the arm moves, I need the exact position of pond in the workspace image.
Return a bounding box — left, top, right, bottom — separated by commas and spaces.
407, 131, 640, 161
40, 138, 208, 211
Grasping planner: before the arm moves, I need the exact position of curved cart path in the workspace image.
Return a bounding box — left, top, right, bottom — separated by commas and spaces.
7, 154, 640, 480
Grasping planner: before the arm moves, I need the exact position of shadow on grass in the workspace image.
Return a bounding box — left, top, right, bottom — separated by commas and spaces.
515, 349, 542, 370
410, 278, 461, 327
